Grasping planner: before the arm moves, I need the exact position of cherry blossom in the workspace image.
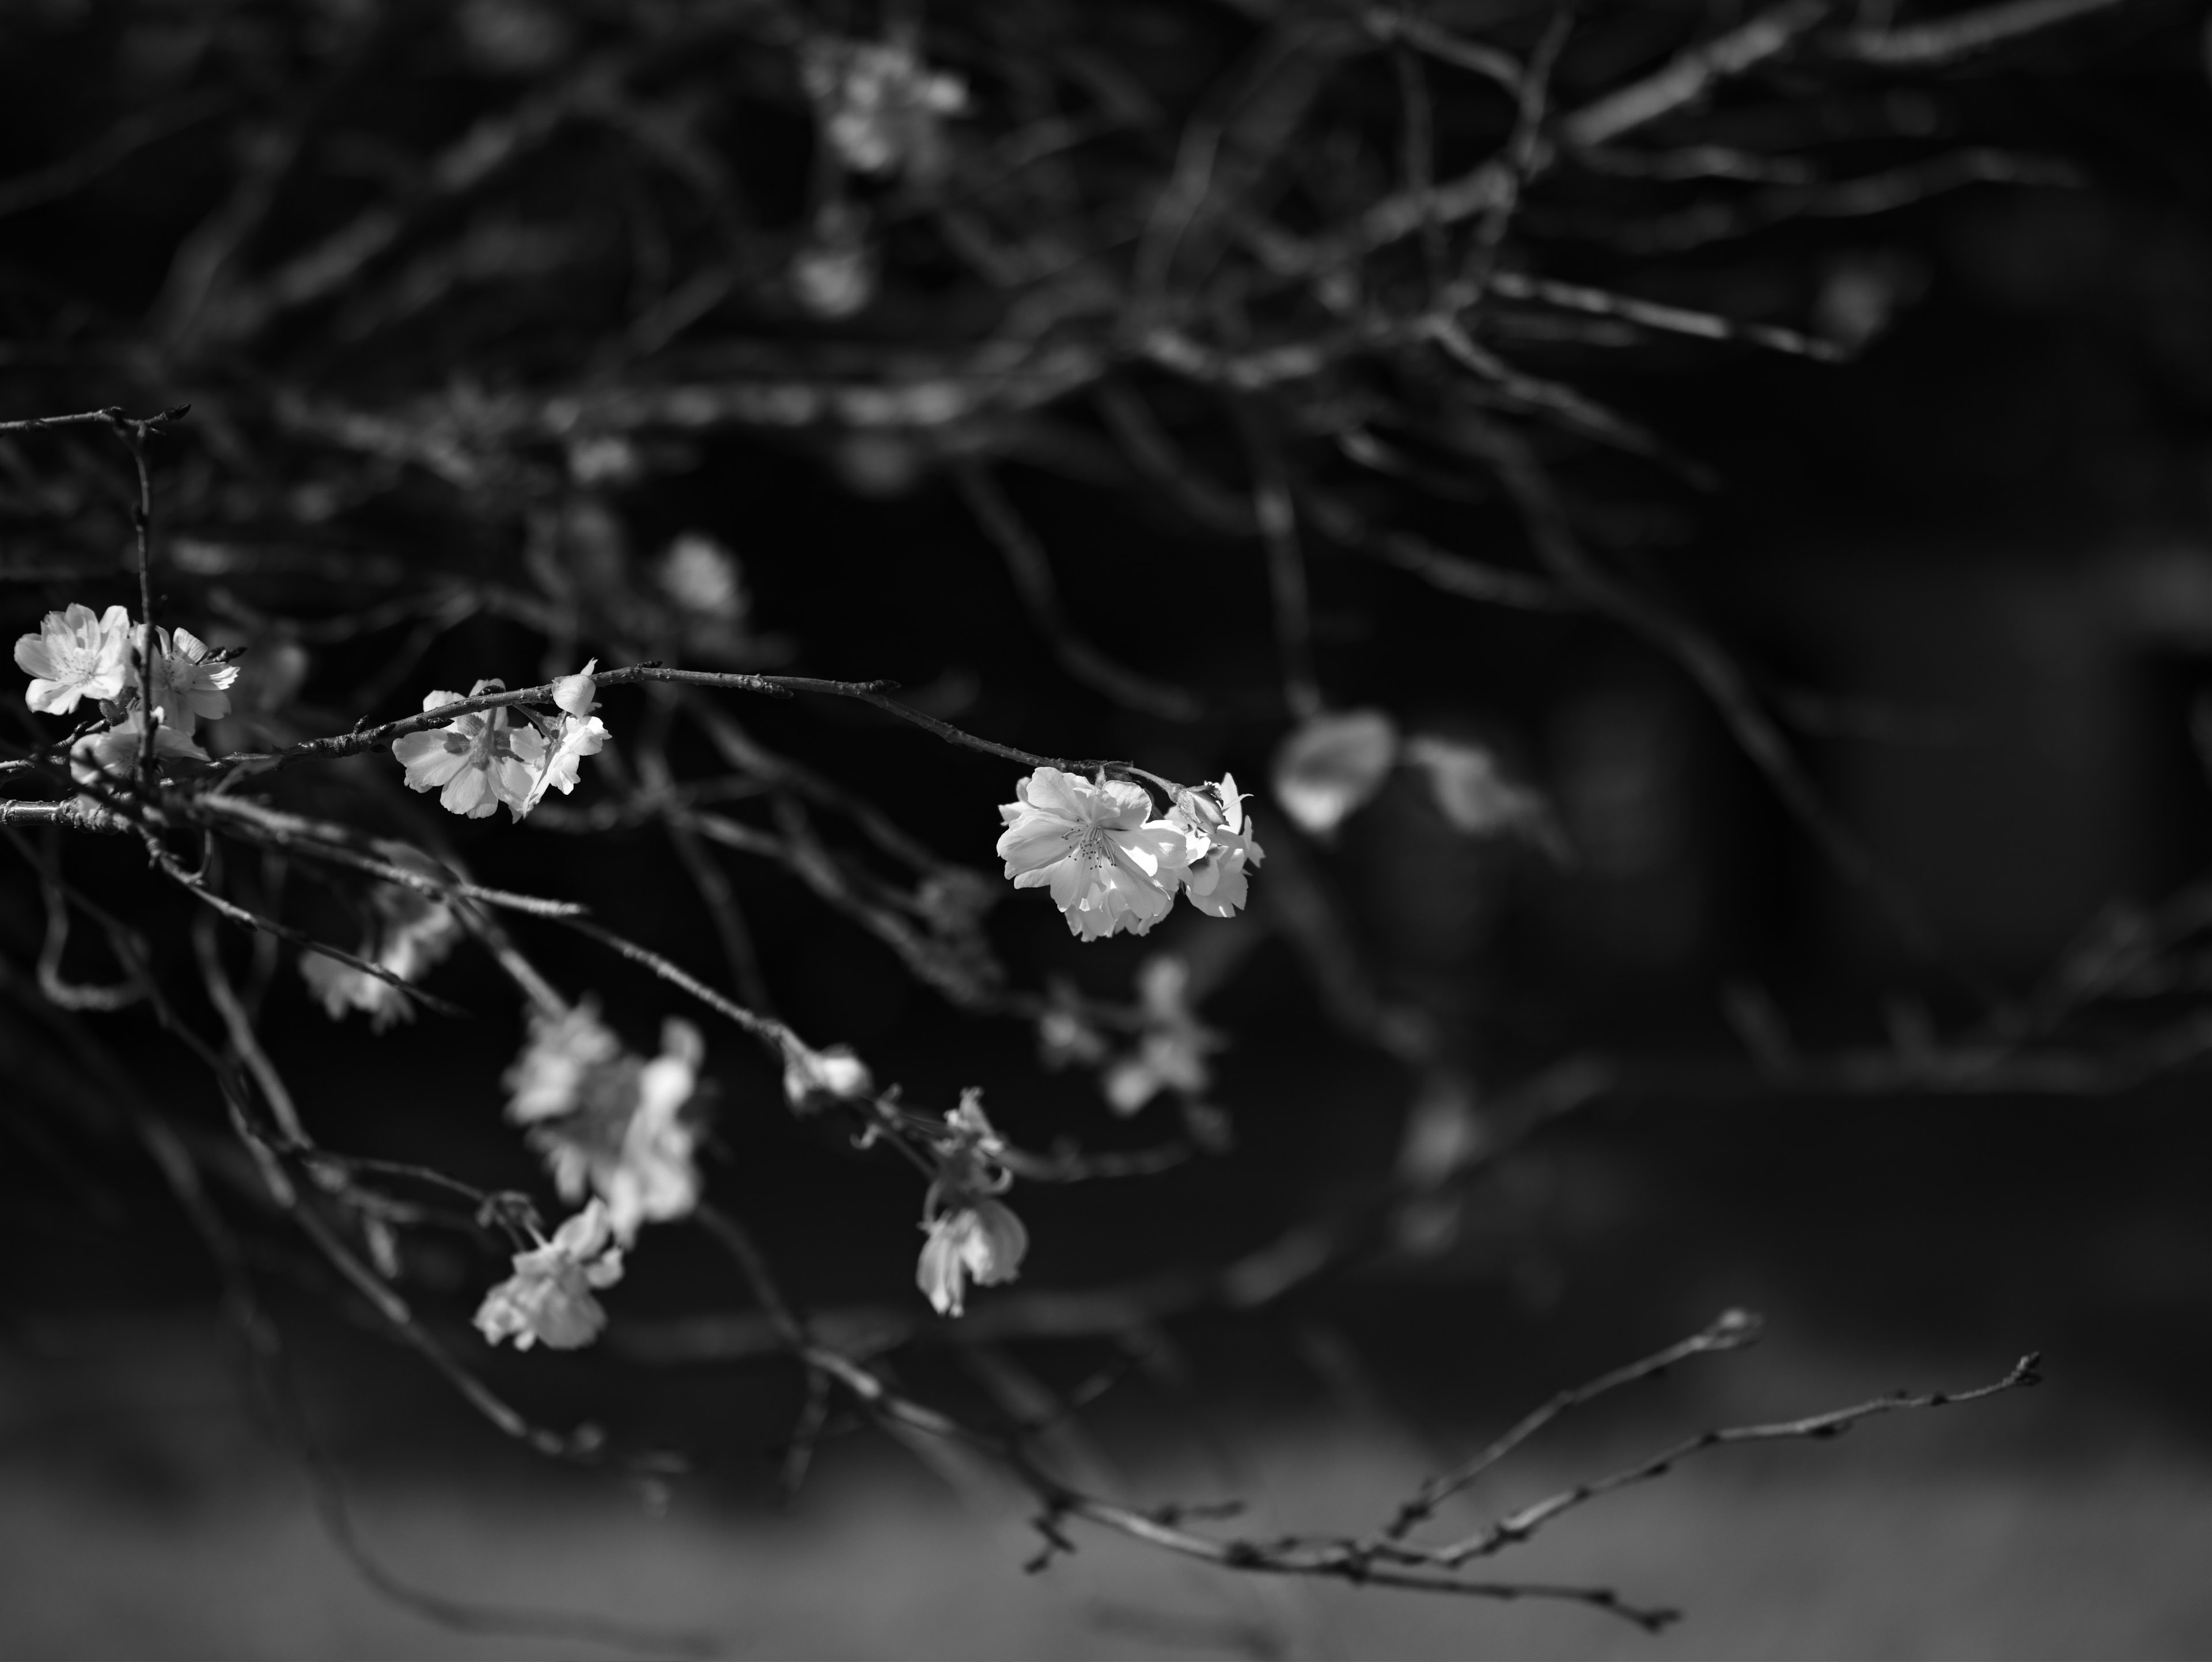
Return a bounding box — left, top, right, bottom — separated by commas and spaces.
1272, 709, 1399, 838
779, 1035, 876, 1112
916, 1200, 1027, 1318
522, 660, 610, 815
392, 684, 547, 820
800, 37, 967, 179
996, 767, 1192, 942
16, 603, 131, 714
300, 866, 461, 1031
68, 710, 206, 783
474, 1200, 626, 1351
1102, 954, 1221, 1115
141, 624, 240, 732
1170, 773, 1267, 920
532, 1018, 704, 1243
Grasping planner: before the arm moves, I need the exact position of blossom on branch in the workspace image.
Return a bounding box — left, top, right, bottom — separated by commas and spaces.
15, 603, 131, 714
779, 1035, 875, 1112
474, 1199, 626, 1351
505, 1002, 704, 1242
916, 1199, 1027, 1319
1102, 954, 1221, 1115
68, 710, 206, 782
996, 767, 1192, 941
392, 684, 547, 820
800, 36, 967, 180
1169, 773, 1266, 920
300, 864, 461, 1031
522, 659, 609, 815
142, 624, 240, 732
914, 1088, 1026, 1317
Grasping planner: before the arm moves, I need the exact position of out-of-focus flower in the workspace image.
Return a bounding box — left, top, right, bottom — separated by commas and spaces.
474, 1200, 626, 1351
1102, 954, 1221, 1115
915, 1199, 1027, 1318
1169, 773, 1266, 919
1402, 734, 1565, 858
995, 767, 1191, 942
69, 710, 205, 783
505, 1000, 625, 1123
532, 1019, 704, 1243
301, 861, 463, 1032
1272, 709, 1398, 839
16, 603, 131, 714
790, 202, 876, 319
142, 624, 240, 732
657, 533, 745, 622
779, 1035, 875, 1112
800, 37, 967, 180
522, 661, 609, 815
1035, 979, 1108, 1070
392, 684, 547, 820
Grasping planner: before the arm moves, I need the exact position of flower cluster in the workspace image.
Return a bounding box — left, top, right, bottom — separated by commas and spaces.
14, 603, 240, 780
798, 36, 967, 181
300, 855, 461, 1032
995, 767, 1265, 942
393, 662, 606, 822
1102, 955, 1221, 1116
915, 1090, 1027, 1318
503, 1000, 704, 1245
474, 1199, 626, 1352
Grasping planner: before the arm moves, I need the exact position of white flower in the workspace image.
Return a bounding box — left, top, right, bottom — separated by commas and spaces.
68, 709, 206, 783
1101, 955, 1220, 1114
1169, 773, 1266, 919
1402, 734, 1563, 854
300, 868, 461, 1032
779, 1036, 875, 1112
800, 37, 967, 179
522, 662, 609, 815
474, 1200, 626, 1351
916, 1199, 1027, 1318
790, 203, 876, 319
535, 1019, 704, 1243
391, 686, 548, 821
995, 767, 1192, 942
505, 1000, 624, 1123
142, 624, 240, 733
1272, 709, 1399, 838
656, 533, 745, 621
16, 603, 131, 714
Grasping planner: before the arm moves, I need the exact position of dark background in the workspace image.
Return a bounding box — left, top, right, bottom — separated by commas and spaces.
2, 2, 2211, 1655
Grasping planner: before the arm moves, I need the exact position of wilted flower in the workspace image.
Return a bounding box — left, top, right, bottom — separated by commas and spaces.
301, 864, 462, 1032
69, 709, 206, 783
1169, 773, 1267, 920
474, 1200, 626, 1351
1272, 709, 1399, 838
392, 684, 547, 821
779, 1035, 875, 1112
16, 603, 132, 715
995, 767, 1192, 942
916, 1199, 1027, 1318
1102, 955, 1221, 1115
800, 36, 967, 180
